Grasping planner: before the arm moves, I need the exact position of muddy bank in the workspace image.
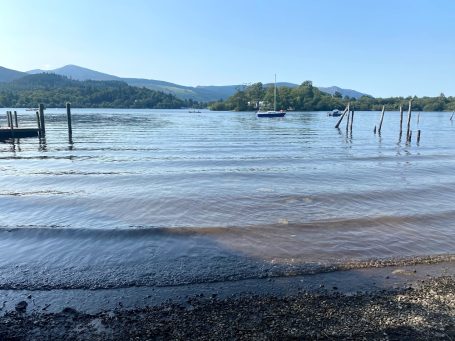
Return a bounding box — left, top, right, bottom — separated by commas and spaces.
0, 266, 453, 340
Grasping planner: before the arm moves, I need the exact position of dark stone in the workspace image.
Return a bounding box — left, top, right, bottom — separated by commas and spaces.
15, 301, 28, 312
62, 307, 78, 315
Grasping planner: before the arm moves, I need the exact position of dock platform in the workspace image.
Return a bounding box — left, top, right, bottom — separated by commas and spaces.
0, 128, 39, 140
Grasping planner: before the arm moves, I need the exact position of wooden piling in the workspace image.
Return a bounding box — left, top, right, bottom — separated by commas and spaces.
35, 111, 41, 136
39, 104, 45, 136
345, 109, 350, 131
9, 112, 14, 139
450, 112, 454, 121
399, 105, 403, 132
378, 105, 385, 134
406, 100, 412, 141
417, 130, 421, 143
408, 130, 412, 143
417, 112, 420, 125
8, 111, 13, 128
350, 109, 354, 132
373, 125, 377, 134
335, 103, 350, 129
6, 111, 11, 127
66, 102, 72, 142
13, 111, 18, 128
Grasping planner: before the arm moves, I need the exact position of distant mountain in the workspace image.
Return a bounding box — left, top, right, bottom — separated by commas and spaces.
19, 64, 369, 101
26, 65, 214, 101
27, 64, 120, 81
318, 86, 368, 99
26, 69, 47, 75
0, 66, 26, 82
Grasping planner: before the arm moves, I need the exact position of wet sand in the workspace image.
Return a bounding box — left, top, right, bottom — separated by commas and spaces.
0, 262, 453, 340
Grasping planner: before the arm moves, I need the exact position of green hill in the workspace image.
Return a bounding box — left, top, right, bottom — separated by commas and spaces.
0, 73, 199, 109
209, 81, 455, 112
0, 66, 26, 83
24, 64, 369, 101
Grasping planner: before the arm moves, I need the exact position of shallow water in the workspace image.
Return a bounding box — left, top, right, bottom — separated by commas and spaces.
0, 109, 454, 289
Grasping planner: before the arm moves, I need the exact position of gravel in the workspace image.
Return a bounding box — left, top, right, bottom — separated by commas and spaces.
0, 275, 453, 340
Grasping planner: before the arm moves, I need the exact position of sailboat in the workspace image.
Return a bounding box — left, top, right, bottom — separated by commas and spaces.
257, 74, 286, 118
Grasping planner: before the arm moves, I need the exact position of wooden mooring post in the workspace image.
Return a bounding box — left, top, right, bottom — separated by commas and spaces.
35, 111, 41, 137
9, 112, 14, 139
417, 130, 421, 144
335, 103, 350, 129
39, 104, 46, 137
399, 105, 403, 133
6, 111, 11, 127
378, 105, 385, 134
13, 111, 18, 128
349, 108, 354, 132
66, 102, 73, 142
406, 100, 412, 142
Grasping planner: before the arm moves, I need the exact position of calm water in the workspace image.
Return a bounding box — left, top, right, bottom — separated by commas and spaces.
0, 109, 454, 289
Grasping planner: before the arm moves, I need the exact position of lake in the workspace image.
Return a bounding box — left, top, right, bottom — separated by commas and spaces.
0, 108, 454, 290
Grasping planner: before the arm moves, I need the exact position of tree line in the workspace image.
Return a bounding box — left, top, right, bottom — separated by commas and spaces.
208, 81, 455, 112
0, 74, 204, 109
1, 75, 453, 112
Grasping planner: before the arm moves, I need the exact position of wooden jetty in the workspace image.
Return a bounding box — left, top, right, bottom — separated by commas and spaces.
1, 103, 72, 141
0, 128, 39, 139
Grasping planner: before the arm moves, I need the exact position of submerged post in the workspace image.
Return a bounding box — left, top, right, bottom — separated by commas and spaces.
417, 130, 421, 144
378, 105, 385, 134
39, 104, 45, 136
66, 102, 73, 142
6, 111, 11, 127
399, 105, 403, 134
406, 100, 412, 141
13, 111, 18, 128
345, 108, 350, 131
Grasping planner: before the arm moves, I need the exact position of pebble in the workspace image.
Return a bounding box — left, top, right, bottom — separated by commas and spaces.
15, 301, 28, 312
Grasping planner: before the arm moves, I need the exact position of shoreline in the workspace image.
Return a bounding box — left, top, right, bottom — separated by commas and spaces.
0, 261, 453, 340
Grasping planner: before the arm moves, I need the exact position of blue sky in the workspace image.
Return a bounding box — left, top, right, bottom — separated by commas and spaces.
1, 0, 454, 97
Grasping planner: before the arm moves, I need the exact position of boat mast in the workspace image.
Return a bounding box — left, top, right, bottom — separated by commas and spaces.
274, 74, 277, 112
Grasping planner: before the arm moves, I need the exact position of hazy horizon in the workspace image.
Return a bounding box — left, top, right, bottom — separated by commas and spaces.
1, 0, 454, 97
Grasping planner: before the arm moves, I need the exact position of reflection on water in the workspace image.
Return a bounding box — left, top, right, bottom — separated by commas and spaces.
0, 109, 454, 289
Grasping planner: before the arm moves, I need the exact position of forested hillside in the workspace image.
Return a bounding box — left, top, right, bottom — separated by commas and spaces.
209, 81, 455, 112
0, 74, 202, 108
